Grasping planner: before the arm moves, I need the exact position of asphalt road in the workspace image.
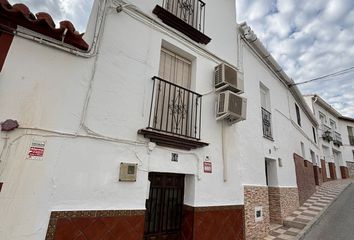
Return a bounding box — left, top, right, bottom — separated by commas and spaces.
303, 183, 354, 240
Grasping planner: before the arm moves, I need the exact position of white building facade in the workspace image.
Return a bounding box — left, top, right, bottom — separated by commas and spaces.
304, 95, 350, 180
239, 23, 321, 238
0, 0, 245, 239
339, 116, 354, 176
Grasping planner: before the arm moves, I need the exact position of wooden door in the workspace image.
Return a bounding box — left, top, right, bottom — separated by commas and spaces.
144, 172, 185, 240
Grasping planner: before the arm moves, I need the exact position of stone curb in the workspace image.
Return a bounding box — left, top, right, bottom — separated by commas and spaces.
294, 181, 353, 240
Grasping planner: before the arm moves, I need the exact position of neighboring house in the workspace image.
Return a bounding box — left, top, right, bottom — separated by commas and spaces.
0, 1, 349, 240
239, 23, 321, 239
304, 95, 349, 180
338, 116, 354, 176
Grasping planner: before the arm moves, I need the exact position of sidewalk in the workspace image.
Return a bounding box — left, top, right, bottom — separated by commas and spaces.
265, 179, 353, 240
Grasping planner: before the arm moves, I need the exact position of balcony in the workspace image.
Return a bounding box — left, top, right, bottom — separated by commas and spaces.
153, 0, 211, 44
333, 132, 342, 147
322, 124, 333, 142
138, 76, 208, 150
350, 136, 354, 146
261, 108, 273, 140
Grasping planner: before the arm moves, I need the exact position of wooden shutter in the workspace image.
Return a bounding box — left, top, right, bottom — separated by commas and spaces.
159, 48, 191, 89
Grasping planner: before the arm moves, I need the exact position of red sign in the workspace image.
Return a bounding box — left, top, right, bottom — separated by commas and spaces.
203, 162, 212, 173
27, 139, 46, 160
28, 147, 44, 157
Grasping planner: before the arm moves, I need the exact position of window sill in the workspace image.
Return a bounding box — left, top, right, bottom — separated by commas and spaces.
263, 135, 274, 141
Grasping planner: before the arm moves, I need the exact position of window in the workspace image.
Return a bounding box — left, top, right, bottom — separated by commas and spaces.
260, 83, 270, 110
319, 111, 326, 124
312, 126, 317, 143
260, 83, 272, 139
329, 119, 336, 130
348, 126, 354, 146
159, 48, 192, 88
301, 142, 306, 159
295, 103, 301, 126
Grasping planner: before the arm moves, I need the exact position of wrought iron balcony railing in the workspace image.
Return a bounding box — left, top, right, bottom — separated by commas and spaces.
153, 0, 211, 44
333, 131, 342, 147
349, 136, 354, 146
161, 0, 206, 33
147, 76, 202, 140
322, 124, 333, 142
261, 107, 272, 140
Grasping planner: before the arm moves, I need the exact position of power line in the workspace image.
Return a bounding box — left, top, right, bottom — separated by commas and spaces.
289, 65, 354, 87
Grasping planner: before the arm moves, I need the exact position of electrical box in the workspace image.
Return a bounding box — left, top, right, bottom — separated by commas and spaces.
119, 163, 138, 182
255, 206, 263, 222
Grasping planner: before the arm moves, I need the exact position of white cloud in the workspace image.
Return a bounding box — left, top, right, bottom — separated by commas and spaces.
237, 0, 354, 117
8, 0, 93, 32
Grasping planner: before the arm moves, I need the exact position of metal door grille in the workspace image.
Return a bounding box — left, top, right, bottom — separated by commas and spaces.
144, 173, 185, 240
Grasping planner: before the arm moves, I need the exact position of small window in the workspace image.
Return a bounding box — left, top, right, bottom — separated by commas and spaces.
260, 83, 270, 111
312, 127, 317, 143
329, 119, 336, 130
260, 83, 272, 139
295, 104, 301, 126
301, 142, 306, 159
319, 111, 326, 124
348, 126, 354, 146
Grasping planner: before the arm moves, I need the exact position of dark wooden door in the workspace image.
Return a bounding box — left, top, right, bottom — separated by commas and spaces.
144, 172, 185, 240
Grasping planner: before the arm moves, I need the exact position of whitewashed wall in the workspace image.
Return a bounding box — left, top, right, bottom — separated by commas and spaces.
0, 1, 243, 239
339, 119, 354, 163
304, 97, 345, 178
240, 41, 320, 188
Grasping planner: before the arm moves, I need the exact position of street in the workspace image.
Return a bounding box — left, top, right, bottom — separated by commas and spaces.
303, 182, 354, 240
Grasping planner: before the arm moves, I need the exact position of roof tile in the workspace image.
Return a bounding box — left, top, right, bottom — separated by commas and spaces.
0, 0, 89, 50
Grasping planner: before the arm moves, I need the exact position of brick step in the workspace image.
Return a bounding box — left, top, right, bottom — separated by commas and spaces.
283, 219, 307, 229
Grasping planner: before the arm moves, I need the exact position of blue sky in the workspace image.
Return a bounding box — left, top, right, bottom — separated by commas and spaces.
8, 0, 354, 117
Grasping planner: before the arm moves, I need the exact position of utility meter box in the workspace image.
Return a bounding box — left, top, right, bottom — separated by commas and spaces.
119, 162, 138, 182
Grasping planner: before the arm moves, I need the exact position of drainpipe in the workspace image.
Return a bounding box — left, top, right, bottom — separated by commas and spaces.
222, 121, 228, 182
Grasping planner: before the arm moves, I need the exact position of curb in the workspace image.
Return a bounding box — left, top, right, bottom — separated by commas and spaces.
295, 181, 353, 240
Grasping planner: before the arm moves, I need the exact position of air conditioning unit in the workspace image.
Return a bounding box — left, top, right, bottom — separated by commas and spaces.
217, 90, 247, 124
215, 63, 244, 93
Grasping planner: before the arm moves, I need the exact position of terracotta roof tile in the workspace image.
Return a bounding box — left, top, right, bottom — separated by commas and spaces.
0, 0, 89, 50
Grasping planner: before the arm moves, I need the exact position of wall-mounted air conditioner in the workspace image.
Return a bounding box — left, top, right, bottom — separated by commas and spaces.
215, 63, 244, 93
216, 90, 247, 124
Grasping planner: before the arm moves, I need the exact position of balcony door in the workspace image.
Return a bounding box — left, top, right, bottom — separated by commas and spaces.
150, 49, 200, 138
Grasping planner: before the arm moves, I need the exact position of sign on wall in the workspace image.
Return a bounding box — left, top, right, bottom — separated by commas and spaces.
27, 139, 46, 160
203, 161, 212, 173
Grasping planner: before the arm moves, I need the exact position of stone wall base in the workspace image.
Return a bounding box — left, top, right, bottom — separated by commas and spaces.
294, 153, 316, 205
346, 162, 354, 178
244, 186, 270, 240
46, 210, 145, 240
313, 166, 323, 186
321, 159, 330, 182
182, 205, 245, 240
340, 166, 350, 179
268, 187, 299, 224
329, 162, 337, 180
